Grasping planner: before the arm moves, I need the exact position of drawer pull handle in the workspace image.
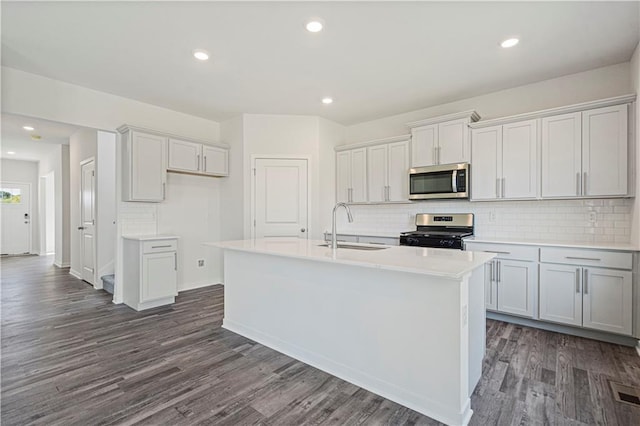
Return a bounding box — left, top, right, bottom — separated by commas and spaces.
151, 245, 172, 249
566, 256, 601, 261
483, 250, 511, 255
575, 268, 580, 293
367, 242, 386, 245
584, 269, 588, 294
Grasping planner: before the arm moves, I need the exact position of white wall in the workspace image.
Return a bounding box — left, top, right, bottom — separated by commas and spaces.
158, 173, 222, 290
631, 43, 640, 246
43, 172, 55, 253
37, 144, 71, 266
345, 62, 632, 144
0, 159, 39, 252
69, 129, 97, 277
318, 117, 346, 232
96, 131, 117, 280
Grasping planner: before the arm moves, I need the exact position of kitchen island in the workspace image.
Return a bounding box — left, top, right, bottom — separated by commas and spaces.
209, 238, 495, 426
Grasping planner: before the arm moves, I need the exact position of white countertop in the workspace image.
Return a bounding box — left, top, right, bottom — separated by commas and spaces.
208, 238, 495, 279
122, 234, 180, 241
323, 230, 403, 239
466, 237, 640, 251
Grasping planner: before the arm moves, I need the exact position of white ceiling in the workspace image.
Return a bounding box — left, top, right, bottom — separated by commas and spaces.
1, 1, 638, 125
1, 113, 80, 162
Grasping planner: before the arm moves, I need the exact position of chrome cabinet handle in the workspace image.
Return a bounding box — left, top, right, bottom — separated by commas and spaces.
152, 245, 172, 249
502, 177, 506, 198
197, 154, 200, 171
77, 226, 85, 230
575, 268, 581, 293
496, 260, 501, 283
204, 156, 207, 172
576, 172, 581, 196
437, 146, 440, 165
489, 261, 494, 282
566, 256, 601, 262
583, 269, 588, 294
496, 178, 500, 198
174, 252, 177, 271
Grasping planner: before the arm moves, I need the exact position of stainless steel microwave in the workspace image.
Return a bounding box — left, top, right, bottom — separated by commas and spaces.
408, 163, 469, 200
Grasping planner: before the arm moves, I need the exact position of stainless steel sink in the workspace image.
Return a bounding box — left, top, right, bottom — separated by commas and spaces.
318, 243, 388, 251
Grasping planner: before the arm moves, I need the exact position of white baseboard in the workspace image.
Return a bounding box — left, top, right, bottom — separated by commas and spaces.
178, 281, 221, 292
69, 269, 82, 279
636, 342, 640, 358
54, 261, 71, 268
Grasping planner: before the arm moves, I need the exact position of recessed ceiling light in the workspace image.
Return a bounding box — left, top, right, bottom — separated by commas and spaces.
7, 151, 16, 155
193, 49, 210, 61
23, 125, 34, 131
500, 38, 519, 48
322, 97, 333, 105
306, 20, 324, 33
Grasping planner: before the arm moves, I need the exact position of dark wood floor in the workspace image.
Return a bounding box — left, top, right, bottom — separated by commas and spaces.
2, 255, 640, 425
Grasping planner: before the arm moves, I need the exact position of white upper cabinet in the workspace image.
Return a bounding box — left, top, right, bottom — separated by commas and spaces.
408, 111, 479, 167
121, 129, 167, 202
336, 148, 367, 203
168, 138, 201, 172
387, 140, 410, 201
367, 144, 389, 202
541, 112, 582, 198
202, 145, 229, 176
470, 125, 501, 200
411, 125, 437, 167
582, 104, 628, 197
501, 120, 538, 199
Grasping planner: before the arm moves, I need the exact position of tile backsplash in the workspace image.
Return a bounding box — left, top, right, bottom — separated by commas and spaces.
120, 202, 158, 236
335, 198, 634, 243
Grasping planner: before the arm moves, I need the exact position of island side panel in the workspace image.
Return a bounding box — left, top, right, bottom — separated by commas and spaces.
222, 249, 473, 425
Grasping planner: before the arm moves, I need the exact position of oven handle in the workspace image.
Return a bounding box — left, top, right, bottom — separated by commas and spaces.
452, 170, 458, 193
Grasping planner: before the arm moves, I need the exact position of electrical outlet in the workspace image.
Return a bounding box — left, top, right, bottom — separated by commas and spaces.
589, 212, 597, 223
197, 259, 205, 267
489, 210, 497, 223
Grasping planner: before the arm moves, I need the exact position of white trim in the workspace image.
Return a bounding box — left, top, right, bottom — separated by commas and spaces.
470, 94, 636, 129
178, 281, 221, 292
117, 124, 229, 149
335, 134, 411, 152
54, 261, 70, 268
250, 155, 311, 241
69, 268, 82, 279
0, 180, 33, 255
405, 110, 481, 128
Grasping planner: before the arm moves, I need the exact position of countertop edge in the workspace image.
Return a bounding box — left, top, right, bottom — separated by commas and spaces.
465, 238, 640, 252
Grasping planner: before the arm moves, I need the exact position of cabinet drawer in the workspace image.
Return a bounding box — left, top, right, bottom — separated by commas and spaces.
540, 247, 632, 270
142, 240, 178, 254
465, 242, 538, 262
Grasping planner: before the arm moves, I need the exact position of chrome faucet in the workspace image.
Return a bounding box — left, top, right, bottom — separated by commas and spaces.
331, 202, 354, 250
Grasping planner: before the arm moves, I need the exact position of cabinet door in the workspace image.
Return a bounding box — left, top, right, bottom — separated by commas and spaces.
485, 261, 497, 311
168, 139, 201, 172
131, 132, 167, 201
438, 118, 470, 165
350, 148, 367, 202
541, 113, 582, 198
411, 125, 437, 167
202, 146, 229, 176
496, 259, 536, 318
582, 104, 628, 197
470, 126, 501, 200
583, 267, 632, 335
502, 120, 537, 199
336, 151, 351, 203
367, 145, 388, 202
539, 263, 582, 327
387, 141, 410, 201
141, 252, 177, 302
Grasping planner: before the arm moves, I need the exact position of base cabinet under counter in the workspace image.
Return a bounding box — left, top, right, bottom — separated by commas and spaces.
123, 236, 179, 311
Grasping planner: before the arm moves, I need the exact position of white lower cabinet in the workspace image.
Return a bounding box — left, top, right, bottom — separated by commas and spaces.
539, 247, 633, 336
484, 258, 536, 318
123, 236, 178, 311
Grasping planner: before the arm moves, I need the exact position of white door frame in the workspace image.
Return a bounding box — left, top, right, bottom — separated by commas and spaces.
250, 155, 311, 240
79, 157, 97, 286
0, 181, 32, 255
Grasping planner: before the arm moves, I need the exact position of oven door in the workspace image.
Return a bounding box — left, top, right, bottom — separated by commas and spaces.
409, 163, 469, 200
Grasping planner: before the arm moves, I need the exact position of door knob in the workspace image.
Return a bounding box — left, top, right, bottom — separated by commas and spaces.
301, 228, 306, 232
78, 226, 85, 230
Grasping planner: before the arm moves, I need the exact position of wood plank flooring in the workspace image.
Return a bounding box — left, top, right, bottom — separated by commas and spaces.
2, 254, 640, 425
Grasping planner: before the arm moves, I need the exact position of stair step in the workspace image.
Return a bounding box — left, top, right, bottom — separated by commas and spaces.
101, 274, 115, 295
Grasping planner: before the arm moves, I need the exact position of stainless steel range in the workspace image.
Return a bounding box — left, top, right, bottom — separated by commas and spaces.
399, 213, 474, 250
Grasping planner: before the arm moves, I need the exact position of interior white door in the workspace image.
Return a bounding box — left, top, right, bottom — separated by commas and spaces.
0, 182, 31, 255
80, 160, 96, 284
254, 158, 308, 239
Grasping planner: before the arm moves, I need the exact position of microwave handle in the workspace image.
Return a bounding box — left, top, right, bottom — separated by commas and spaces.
452, 170, 458, 193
